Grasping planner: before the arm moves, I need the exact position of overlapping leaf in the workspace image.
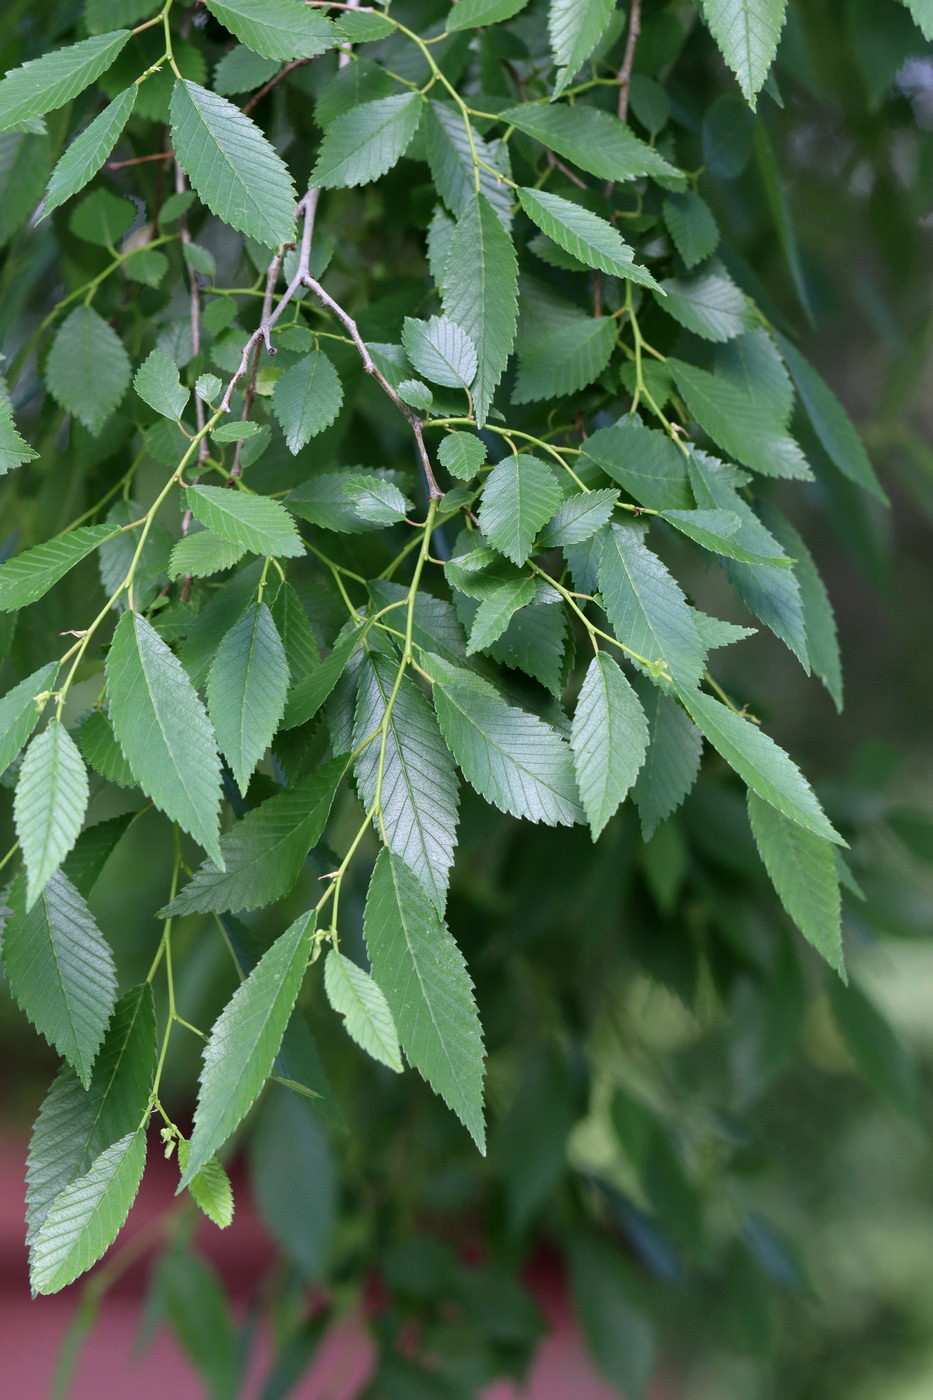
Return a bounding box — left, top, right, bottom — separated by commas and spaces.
272, 349, 343, 454
0, 30, 131, 132
205, 0, 340, 60
549, 0, 616, 96
519, 188, 659, 287
134, 348, 189, 420
598, 524, 707, 687
46, 307, 131, 433
571, 654, 649, 839
501, 102, 685, 188
442, 192, 518, 426
186, 485, 304, 557
478, 454, 562, 565
702, 0, 788, 106
207, 602, 289, 795
748, 791, 844, 975
0, 661, 59, 776
324, 950, 403, 1072
15, 721, 89, 908
311, 93, 425, 189
43, 85, 136, 218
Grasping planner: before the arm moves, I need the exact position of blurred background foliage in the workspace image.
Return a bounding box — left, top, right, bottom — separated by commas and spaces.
1, 1, 933, 1397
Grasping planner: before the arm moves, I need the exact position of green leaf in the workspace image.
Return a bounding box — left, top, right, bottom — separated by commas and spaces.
25, 985, 155, 1249
177, 1139, 235, 1229
0, 397, 38, 475
170, 80, 297, 247
311, 93, 425, 189
0, 661, 59, 775
500, 102, 685, 188
518, 188, 659, 287
344, 476, 412, 526
598, 524, 707, 686
570, 1238, 657, 1400
678, 686, 844, 843
153, 1243, 237, 1399
186, 484, 304, 558
747, 791, 844, 976
281, 631, 360, 730
63, 815, 130, 897
211, 419, 262, 442
354, 653, 460, 913
671, 355, 810, 482
467, 576, 537, 655
0, 30, 132, 133
513, 288, 617, 403
180, 911, 315, 1187
904, 0, 933, 39
655, 265, 757, 341
15, 720, 89, 909
338, 12, 395, 41
446, 0, 530, 30
775, 333, 886, 501
549, 0, 615, 97
660, 508, 790, 565
827, 979, 921, 1119
424, 101, 513, 229
272, 349, 343, 454
97, 498, 171, 615
289, 469, 404, 534
213, 45, 280, 97
75, 710, 134, 789
538, 489, 619, 548
205, 0, 340, 60
68, 187, 134, 246
46, 306, 131, 433
134, 347, 189, 421
701, 0, 788, 107
324, 949, 403, 1073
106, 610, 223, 866
207, 602, 289, 795
2, 871, 117, 1087
632, 685, 703, 839
760, 505, 843, 710
438, 431, 486, 480
442, 192, 518, 427
364, 850, 485, 1150
662, 191, 719, 269
42, 85, 136, 218
30, 1128, 146, 1295
402, 316, 477, 390
583, 416, 692, 511
249, 1087, 337, 1278
483, 591, 570, 696
478, 455, 563, 565
271, 581, 320, 689
571, 654, 649, 840
161, 760, 345, 916
169, 529, 246, 580
434, 666, 582, 826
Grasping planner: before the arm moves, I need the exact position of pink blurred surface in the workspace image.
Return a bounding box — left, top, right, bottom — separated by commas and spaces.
0, 1141, 642, 1398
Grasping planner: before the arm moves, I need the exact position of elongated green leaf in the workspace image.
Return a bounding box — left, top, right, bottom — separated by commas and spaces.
571, 654, 649, 840
442, 192, 518, 427
15, 721, 89, 909
186, 485, 304, 558
364, 850, 485, 1149
583, 417, 692, 511
660, 508, 789, 565
62, 815, 130, 897
514, 312, 616, 403
31, 1128, 146, 1295
42, 85, 136, 219
324, 949, 403, 1073
662, 190, 719, 268
501, 102, 684, 188
434, 666, 582, 826
702, 0, 788, 106
479, 454, 563, 566
180, 912, 315, 1187
46, 306, 131, 433
828, 979, 921, 1119
281, 631, 360, 730
26, 985, 156, 1248
538, 489, 619, 548
106, 610, 223, 866
655, 265, 757, 341
0, 396, 38, 475
170, 80, 297, 247
570, 1238, 657, 1400
2, 871, 117, 1087
598, 524, 707, 686
760, 505, 842, 709
207, 602, 289, 795
311, 93, 425, 189
518, 188, 659, 287
205, 0, 340, 60
163, 760, 344, 916
134, 347, 188, 420
424, 101, 513, 228
467, 576, 537, 655
402, 315, 477, 390
272, 349, 343, 454
748, 792, 844, 975
0, 523, 115, 613
632, 685, 703, 839
213, 45, 279, 96
446, 0, 529, 29
678, 686, 843, 843
354, 653, 460, 913
0, 30, 131, 133
775, 333, 886, 501
550, 0, 615, 96
271, 581, 320, 691
0, 661, 59, 775
169, 529, 246, 579
177, 1139, 235, 1229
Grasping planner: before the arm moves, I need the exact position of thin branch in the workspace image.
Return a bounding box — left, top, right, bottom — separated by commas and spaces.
241, 58, 312, 115
338, 0, 362, 68
229, 244, 287, 479
107, 150, 172, 170
617, 0, 642, 124
174, 164, 206, 458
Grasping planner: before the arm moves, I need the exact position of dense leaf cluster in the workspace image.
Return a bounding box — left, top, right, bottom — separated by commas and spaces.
0, 1, 927, 1395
